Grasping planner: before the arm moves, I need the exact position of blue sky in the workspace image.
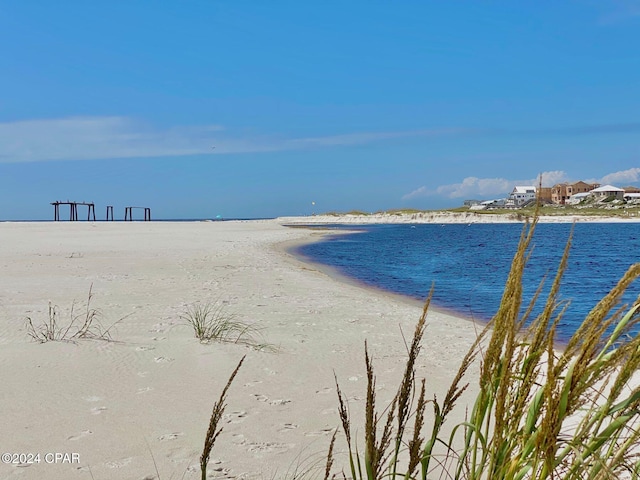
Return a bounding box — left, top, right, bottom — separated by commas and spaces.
1, 1, 639, 220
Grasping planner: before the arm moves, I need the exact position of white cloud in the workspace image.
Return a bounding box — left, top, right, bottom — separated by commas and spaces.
0, 116, 223, 163
402, 186, 431, 200
404, 167, 640, 202
0, 116, 475, 164
538, 170, 570, 186
435, 176, 513, 199
403, 170, 570, 200
598, 167, 640, 185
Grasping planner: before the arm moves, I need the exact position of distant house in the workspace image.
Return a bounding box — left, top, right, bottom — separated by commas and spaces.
590, 185, 625, 201
506, 186, 536, 207
624, 193, 640, 201
567, 192, 590, 205
464, 199, 482, 207
471, 199, 506, 210
551, 181, 600, 205
551, 183, 569, 204
623, 186, 640, 194
569, 181, 599, 196
537, 187, 553, 203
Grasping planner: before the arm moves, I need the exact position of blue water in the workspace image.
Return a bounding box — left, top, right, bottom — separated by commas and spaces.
294, 223, 640, 342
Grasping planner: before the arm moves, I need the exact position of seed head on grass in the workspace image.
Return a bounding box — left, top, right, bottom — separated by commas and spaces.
200, 355, 245, 480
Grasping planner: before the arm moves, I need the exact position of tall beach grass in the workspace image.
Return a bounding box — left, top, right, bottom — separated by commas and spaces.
25, 284, 126, 343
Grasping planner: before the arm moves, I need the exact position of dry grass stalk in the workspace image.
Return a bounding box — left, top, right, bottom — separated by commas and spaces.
25, 284, 126, 343
324, 429, 337, 480
180, 301, 273, 350
200, 355, 245, 480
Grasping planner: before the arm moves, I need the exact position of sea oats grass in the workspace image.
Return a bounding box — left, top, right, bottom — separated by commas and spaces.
25, 284, 126, 343
181, 300, 272, 350
200, 355, 245, 480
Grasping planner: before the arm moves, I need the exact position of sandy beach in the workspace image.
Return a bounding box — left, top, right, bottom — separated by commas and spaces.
0, 220, 482, 480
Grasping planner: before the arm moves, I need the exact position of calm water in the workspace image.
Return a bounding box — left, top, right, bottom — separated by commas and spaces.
294, 223, 640, 342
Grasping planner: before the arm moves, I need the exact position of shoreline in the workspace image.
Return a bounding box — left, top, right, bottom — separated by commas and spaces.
279, 224, 573, 351
279, 226, 486, 326
0, 220, 482, 480
277, 211, 640, 224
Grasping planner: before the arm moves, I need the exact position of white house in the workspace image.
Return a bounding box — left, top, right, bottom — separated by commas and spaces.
506, 186, 537, 207
470, 199, 506, 210
567, 192, 590, 205
624, 193, 640, 201
590, 185, 625, 201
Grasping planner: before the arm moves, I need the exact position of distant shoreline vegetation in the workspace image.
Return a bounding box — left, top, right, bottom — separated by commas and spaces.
319, 204, 640, 219
306, 204, 640, 223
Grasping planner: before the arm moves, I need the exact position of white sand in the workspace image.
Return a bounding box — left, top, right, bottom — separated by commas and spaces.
0, 220, 482, 480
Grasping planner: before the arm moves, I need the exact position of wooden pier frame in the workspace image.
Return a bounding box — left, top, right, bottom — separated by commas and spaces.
106, 206, 114, 221
124, 206, 151, 221
51, 201, 96, 221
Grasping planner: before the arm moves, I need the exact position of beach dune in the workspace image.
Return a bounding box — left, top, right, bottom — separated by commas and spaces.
0, 220, 480, 479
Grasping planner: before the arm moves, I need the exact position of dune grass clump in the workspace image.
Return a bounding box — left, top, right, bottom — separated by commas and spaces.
328, 216, 640, 479
25, 284, 124, 343
181, 301, 269, 349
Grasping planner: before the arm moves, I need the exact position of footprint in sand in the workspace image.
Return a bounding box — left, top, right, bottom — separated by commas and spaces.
246, 442, 294, 454
223, 411, 247, 424
137, 371, 150, 377
149, 323, 168, 333
232, 434, 246, 446
105, 457, 133, 468
137, 387, 153, 394
90, 406, 107, 415
315, 387, 333, 395
68, 430, 93, 441
278, 423, 299, 432
243, 380, 263, 387
305, 428, 335, 437
153, 356, 174, 363
252, 394, 291, 405
158, 432, 184, 441
136, 345, 155, 352
209, 466, 231, 475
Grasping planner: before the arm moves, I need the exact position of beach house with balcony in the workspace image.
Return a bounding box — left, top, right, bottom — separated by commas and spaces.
551, 181, 600, 204
506, 186, 536, 207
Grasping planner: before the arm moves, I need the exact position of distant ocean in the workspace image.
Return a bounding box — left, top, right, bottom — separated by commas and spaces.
294, 223, 640, 342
